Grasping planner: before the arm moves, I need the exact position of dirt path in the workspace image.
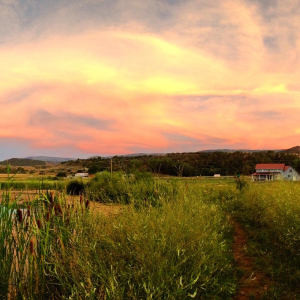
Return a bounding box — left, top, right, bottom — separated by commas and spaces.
231, 219, 270, 299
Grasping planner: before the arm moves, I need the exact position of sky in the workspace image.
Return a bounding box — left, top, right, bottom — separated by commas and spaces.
0, 0, 299, 159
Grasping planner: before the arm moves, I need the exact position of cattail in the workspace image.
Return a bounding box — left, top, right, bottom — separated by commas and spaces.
80, 194, 83, 204
29, 240, 34, 255
45, 211, 50, 221
17, 209, 23, 223
85, 200, 90, 209
50, 192, 54, 204
27, 206, 31, 217
55, 204, 62, 216
37, 219, 42, 229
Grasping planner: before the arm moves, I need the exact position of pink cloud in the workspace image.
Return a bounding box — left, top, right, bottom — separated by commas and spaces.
0, 1, 299, 157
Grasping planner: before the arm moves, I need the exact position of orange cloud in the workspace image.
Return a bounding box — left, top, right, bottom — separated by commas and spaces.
0, 0, 299, 157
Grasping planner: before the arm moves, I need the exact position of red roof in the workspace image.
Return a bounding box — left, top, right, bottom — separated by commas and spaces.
284, 166, 291, 171
255, 163, 285, 170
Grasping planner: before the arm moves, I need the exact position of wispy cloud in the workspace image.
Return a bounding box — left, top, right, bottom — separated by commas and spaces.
0, 0, 299, 158
29, 110, 114, 130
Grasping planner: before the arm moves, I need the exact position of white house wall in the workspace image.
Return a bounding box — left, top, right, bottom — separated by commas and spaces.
283, 167, 299, 181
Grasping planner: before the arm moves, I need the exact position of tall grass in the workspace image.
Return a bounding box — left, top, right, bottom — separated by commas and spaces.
50, 187, 236, 299
2, 175, 298, 299
0, 180, 66, 191
210, 181, 300, 298
0, 180, 236, 299
86, 171, 178, 207
0, 191, 91, 298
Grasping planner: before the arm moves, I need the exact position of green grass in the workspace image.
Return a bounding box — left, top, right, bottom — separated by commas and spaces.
0, 175, 89, 191
50, 192, 236, 299
0, 176, 299, 299
86, 171, 179, 207
0, 180, 66, 191
0, 179, 236, 299
210, 181, 300, 298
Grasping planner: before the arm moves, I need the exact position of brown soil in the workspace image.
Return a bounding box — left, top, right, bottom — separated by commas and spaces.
231, 219, 271, 299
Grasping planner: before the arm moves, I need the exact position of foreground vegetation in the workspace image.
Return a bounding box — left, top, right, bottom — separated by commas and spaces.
0, 173, 299, 299
222, 182, 300, 298
0, 179, 236, 299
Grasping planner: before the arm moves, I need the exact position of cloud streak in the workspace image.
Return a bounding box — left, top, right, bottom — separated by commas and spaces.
0, 0, 299, 158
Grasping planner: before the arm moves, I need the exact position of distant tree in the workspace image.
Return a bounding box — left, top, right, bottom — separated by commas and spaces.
64, 151, 300, 177
88, 165, 102, 174
56, 171, 67, 178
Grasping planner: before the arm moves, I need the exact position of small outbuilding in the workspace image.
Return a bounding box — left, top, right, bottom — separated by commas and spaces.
74, 172, 89, 178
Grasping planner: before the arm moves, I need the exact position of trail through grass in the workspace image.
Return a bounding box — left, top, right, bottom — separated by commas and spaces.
209, 181, 300, 299
231, 218, 270, 299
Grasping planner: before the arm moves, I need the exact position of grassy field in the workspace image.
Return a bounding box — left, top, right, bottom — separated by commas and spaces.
0, 173, 90, 192
0, 174, 299, 299
224, 182, 300, 298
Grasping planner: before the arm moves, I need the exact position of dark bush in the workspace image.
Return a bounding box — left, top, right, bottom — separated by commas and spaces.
66, 180, 85, 195
56, 171, 67, 178
88, 165, 103, 174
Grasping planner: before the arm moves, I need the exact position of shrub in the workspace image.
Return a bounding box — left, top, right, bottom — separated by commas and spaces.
66, 180, 85, 195
56, 171, 67, 178
87, 171, 130, 203
88, 165, 103, 174
86, 171, 177, 207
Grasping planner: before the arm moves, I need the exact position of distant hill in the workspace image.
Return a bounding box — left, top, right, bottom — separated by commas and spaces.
26, 156, 74, 163
0, 158, 46, 166
281, 146, 300, 154
199, 149, 266, 153
200, 147, 300, 154
116, 153, 165, 158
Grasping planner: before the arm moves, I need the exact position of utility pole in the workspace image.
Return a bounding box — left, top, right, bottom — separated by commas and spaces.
110, 158, 113, 177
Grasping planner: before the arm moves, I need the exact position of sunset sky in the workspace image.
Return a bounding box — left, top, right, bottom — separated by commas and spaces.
0, 0, 299, 159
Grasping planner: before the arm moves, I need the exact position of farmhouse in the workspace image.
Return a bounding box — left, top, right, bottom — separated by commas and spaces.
252, 163, 299, 181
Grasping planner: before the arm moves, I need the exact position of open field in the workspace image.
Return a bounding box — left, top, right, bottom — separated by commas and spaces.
0, 174, 299, 299
0, 174, 89, 192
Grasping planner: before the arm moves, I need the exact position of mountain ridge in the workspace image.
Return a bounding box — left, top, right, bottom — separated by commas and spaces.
26, 156, 74, 163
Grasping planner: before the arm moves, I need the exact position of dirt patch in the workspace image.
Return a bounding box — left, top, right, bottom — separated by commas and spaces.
231, 219, 271, 299
66, 195, 123, 216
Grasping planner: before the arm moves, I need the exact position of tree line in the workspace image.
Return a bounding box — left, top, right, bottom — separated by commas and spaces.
63, 151, 300, 177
